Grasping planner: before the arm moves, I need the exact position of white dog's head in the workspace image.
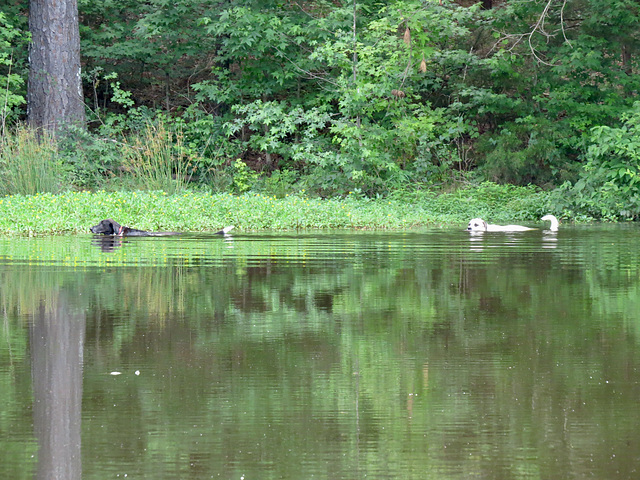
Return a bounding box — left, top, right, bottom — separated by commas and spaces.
467, 218, 488, 231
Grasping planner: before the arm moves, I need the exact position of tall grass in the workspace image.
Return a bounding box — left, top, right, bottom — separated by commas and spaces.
121, 122, 193, 194
0, 127, 64, 195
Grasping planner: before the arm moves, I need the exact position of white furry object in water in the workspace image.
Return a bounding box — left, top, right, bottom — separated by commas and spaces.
466, 218, 534, 232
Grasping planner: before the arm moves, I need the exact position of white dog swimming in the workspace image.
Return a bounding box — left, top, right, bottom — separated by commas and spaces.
467, 215, 559, 232
467, 218, 533, 232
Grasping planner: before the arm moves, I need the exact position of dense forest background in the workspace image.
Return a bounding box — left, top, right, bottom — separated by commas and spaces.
1, 0, 640, 218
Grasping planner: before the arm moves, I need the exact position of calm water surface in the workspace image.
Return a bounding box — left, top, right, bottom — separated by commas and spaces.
1, 226, 640, 479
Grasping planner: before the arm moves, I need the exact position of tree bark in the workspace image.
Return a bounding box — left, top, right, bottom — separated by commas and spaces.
28, 0, 85, 132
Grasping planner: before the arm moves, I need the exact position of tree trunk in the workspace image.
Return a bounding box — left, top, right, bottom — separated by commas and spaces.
622, 44, 632, 76
28, 0, 85, 132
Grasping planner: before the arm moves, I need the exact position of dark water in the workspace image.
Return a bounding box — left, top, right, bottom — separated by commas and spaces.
1, 226, 640, 479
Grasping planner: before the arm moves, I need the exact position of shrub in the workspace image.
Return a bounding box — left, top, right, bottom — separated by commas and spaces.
474, 122, 565, 187
556, 103, 640, 220
57, 126, 122, 189
230, 159, 259, 193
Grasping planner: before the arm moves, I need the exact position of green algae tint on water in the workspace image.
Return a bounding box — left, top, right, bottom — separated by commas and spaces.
1, 226, 640, 480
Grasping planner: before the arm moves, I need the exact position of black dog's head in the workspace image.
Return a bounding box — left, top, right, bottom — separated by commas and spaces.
90, 219, 122, 235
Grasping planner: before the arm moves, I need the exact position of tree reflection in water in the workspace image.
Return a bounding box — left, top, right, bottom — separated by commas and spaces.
30, 293, 85, 480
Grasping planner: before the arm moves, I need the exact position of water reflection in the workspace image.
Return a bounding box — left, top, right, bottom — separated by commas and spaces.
0, 227, 640, 479
468, 229, 558, 253
90, 232, 236, 253
30, 292, 85, 480
542, 229, 558, 248
91, 235, 124, 252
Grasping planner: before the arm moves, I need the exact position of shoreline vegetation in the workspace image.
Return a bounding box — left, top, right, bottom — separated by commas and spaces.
2, 129, 579, 236
0, 184, 562, 236
0, 128, 630, 236
4, 2, 640, 228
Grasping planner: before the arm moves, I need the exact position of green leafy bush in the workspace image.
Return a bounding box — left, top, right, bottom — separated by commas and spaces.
556, 103, 640, 220
57, 127, 122, 189
230, 159, 259, 193
259, 169, 300, 198
474, 121, 564, 187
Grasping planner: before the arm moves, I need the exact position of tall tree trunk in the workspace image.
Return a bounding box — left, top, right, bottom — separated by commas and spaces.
28, 0, 85, 132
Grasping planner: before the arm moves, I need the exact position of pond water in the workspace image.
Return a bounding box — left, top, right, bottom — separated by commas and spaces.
1, 225, 640, 480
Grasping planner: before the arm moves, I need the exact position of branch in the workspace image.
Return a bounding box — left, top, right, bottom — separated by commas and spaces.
489, 0, 571, 66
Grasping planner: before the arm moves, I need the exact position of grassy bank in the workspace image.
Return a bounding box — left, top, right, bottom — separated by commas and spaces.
0, 183, 558, 235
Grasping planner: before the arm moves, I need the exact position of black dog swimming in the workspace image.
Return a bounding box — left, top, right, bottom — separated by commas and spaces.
90, 218, 234, 236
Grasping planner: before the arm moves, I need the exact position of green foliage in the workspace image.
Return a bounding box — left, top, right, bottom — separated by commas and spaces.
79, 0, 218, 111
103, 72, 134, 108
190, 0, 481, 195
474, 120, 565, 186
57, 126, 123, 189
92, 92, 236, 185
391, 181, 551, 223
307, 0, 477, 195
0, 12, 27, 129
555, 103, 640, 220
197, 2, 316, 103
230, 159, 259, 193
170, 106, 238, 171
3, 0, 640, 214
259, 169, 299, 198
226, 100, 332, 168
484, 0, 640, 173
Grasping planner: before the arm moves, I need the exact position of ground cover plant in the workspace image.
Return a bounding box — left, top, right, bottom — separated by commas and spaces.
0, 185, 558, 236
